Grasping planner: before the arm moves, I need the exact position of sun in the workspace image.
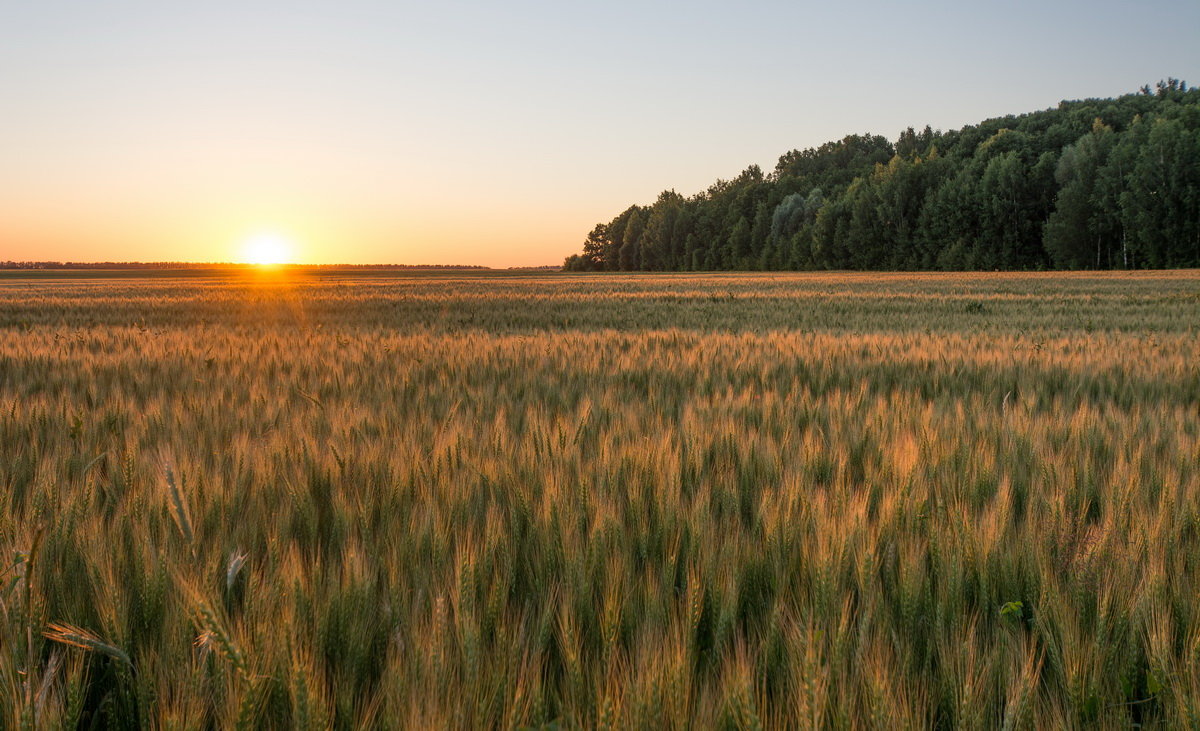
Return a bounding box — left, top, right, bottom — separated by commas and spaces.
239, 232, 296, 266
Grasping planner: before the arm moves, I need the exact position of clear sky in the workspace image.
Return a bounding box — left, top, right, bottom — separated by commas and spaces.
2, 0, 1198, 267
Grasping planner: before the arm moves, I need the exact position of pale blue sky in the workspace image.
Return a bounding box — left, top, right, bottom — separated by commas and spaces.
2, 0, 1197, 265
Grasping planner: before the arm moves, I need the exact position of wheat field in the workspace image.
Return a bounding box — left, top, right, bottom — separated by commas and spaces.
1, 270, 1199, 728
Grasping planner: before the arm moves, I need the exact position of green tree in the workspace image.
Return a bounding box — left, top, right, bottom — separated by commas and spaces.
620, 213, 645, 271
1045, 121, 1119, 268
579, 223, 611, 270
1120, 115, 1200, 267
640, 191, 684, 270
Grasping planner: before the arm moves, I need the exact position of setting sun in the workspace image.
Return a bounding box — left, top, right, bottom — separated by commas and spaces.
240, 232, 296, 265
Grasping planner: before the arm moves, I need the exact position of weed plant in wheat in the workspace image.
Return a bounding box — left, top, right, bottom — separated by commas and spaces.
0, 269, 1199, 727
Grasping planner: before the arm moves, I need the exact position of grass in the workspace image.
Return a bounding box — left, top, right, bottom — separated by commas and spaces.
0, 269, 1198, 727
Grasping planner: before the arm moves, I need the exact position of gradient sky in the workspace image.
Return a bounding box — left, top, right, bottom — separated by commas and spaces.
3, 1, 1198, 267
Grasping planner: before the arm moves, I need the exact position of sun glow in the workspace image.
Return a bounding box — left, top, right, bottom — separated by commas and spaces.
239, 232, 296, 265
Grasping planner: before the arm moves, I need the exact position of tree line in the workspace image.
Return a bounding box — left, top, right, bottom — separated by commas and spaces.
564, 80, 1200, 271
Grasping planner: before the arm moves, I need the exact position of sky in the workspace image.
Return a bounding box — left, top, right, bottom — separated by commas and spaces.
2, 1, 1198, 267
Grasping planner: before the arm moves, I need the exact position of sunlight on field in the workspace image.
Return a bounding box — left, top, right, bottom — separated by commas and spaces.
0, 271, 1198, 726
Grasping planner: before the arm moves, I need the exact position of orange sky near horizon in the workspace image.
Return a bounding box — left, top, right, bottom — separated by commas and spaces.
0, 198, 594, 267
1, 121, 610, 266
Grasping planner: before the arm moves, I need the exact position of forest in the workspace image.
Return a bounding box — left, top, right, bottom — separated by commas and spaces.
564, 80, 1200, 272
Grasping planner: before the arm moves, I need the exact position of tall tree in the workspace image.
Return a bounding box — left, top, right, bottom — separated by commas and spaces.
1120, 115, 1200, 267
1045, 121, 1119, 268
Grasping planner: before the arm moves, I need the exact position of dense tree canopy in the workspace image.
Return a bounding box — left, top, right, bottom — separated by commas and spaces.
565, 81, 1200, 271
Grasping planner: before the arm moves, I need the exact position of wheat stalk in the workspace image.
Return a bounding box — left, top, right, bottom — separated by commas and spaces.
43, 623, 131, 667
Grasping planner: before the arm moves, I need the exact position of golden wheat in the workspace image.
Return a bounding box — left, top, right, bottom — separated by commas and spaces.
0, 269, 1198, 727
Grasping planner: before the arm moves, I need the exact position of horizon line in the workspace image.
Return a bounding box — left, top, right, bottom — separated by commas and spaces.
0, 261, 563, 270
